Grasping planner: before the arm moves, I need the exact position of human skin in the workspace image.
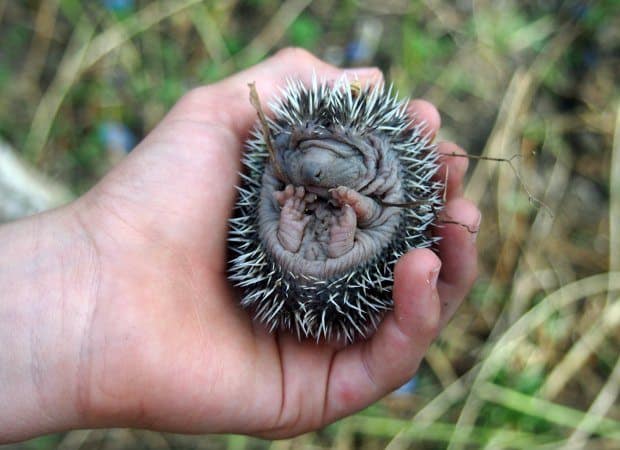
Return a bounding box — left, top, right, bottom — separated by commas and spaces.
0, 48, 479, 443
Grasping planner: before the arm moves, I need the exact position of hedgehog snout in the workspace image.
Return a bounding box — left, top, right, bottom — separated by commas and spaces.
301, 161, 323, 184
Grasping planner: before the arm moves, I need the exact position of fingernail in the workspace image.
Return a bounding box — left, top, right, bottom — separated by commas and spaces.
428, 264, 441, 288
343, 67, 382, 81
470, 211, 482, 243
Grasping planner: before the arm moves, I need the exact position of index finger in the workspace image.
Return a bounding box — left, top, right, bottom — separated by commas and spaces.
163, 48, 384, 140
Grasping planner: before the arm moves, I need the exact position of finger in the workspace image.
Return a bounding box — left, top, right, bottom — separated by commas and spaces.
407, 99, 441, 141
274, 191, 285, 205
434, 142, 469, 200
165, 47, 384, 138
435, 198, 480, 328
323, 249, 441, 422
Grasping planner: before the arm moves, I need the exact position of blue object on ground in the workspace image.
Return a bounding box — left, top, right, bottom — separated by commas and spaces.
103, 0, 134, 13
345, 41, 371, 65
99, 121, 136, 155
393, 376, 418, 396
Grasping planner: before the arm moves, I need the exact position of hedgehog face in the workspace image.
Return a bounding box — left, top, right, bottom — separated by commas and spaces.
228, 78, 443, 342
277, 134, 369, 193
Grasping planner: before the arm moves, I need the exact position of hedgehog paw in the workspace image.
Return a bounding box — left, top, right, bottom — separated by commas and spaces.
275, 185, 311, 253
330, 186, 380, 226
328, 204, 357, 258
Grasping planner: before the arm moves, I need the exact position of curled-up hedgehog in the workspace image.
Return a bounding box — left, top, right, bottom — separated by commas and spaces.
228, 76, 443, 342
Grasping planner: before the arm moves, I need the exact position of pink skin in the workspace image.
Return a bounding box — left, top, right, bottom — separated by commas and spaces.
274, 185, 312, 253
0, 48, 479, 443
331, 185, 382, 225
273, 184, 383, 259
328, 204, 357, 258
327, 186, 379, 258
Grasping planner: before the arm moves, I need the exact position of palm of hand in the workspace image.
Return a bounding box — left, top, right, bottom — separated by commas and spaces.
73, 49, 478, 437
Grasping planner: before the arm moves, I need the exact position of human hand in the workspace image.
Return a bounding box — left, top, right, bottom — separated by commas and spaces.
0, 48, 479, 442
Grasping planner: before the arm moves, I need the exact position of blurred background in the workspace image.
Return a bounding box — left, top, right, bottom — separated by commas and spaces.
1, 0, 619, 449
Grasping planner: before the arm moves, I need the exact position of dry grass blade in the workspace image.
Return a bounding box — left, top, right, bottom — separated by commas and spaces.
385, 367, 478, 450
540, 299, 620, 400
476, 382, 620, 440
23, 0, 204, 164
425, 344, 460, 389
448, 24, 582, 450
57, 429, 93, 450
81, 0, 204, 70
0, 139, 73, 221
391, 276, 617, 448
231, 0, 313, 64
348, 415, 557, 448
190, 3, 232, 66
562, 354, 620, 448
21, 0, 60, 89
609, 106, 620, 276
447, 272, 620, 448
23, 17, 95, 163
561, 104, 620, 449
463, 69, 533, 208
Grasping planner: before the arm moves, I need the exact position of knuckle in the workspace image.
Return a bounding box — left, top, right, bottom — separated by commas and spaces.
179, 85, 212, 107
274, 47, 319, 65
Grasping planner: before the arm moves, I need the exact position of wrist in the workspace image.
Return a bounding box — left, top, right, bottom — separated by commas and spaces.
0, 204, 100, 442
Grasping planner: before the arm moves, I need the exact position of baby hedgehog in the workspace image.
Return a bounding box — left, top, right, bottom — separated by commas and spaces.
228, 76, 443, 342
